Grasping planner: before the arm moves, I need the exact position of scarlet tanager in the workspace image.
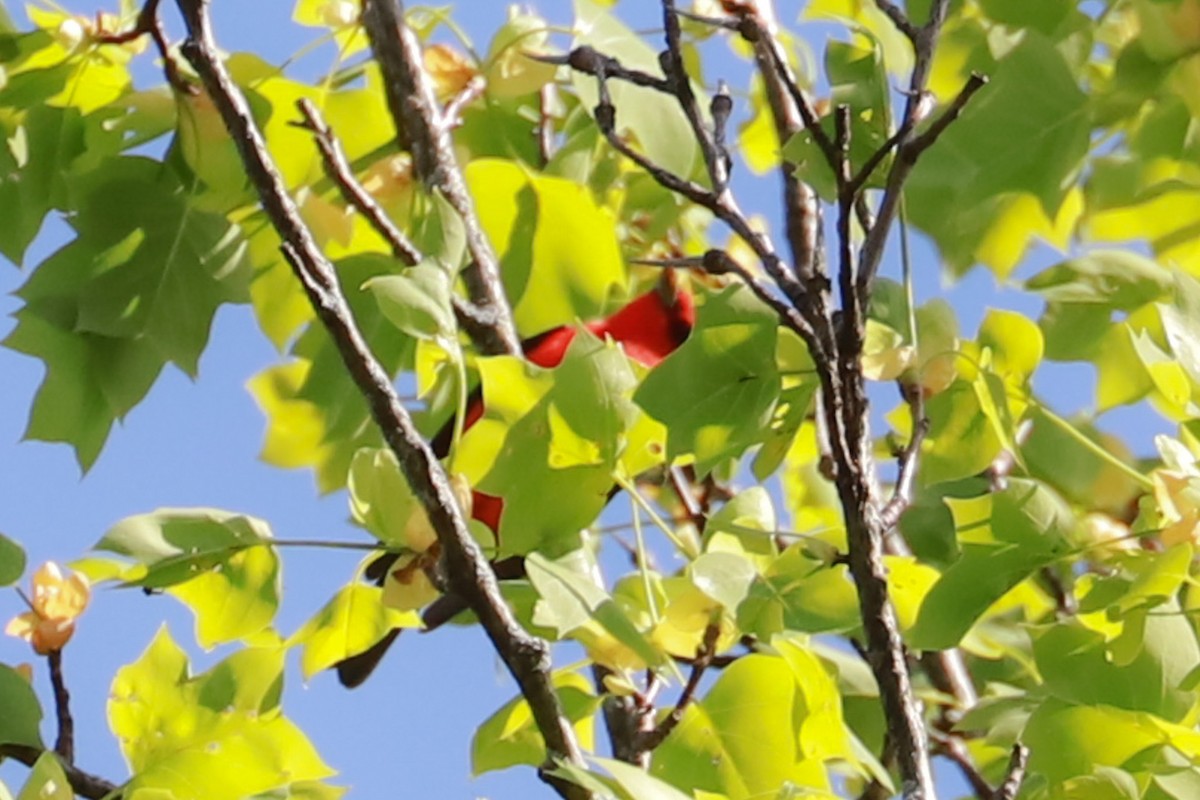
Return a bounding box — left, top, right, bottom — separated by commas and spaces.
336, 281, 695, 687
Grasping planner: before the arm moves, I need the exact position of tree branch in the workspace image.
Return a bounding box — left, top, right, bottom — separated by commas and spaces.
293, 98, 422, 267
48, 650, 73, 764
994, 744, 1030, 800
635, 622, 721, 753
856, 0, 984, 298
359, 0, 520, 357
660, 0, 730, 192
172, 3, 588, 796
0, 745, 117, 800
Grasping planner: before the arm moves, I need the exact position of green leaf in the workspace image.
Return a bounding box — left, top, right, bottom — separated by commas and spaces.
703, 486, 779, 571
109, 628, 334, 800
1023, 700, 1166, 784
63, 157, 249, 374
917, 380, 1004, 485
96, 509, 280, 647
471, 671, 599, 776
1025, 250, 1173, 309
977, 308, 1043, 384
650, 653, 838, 797
636, 286, 781, 477
906, 32, 1089, 275
0, 664, 44, 749
0, 532, 26, 586
465, 158, 628, 336
468, 334, 647, 555
290, 584, 420, 680
1034, 603, 1199, 722
908, 479, 1072, 650
0, 106, 85, 264
15, 752, 71, 800
690, 552, 757, 613
739, 545, 860, 639
527, 551, 666, 670
4, 302, 164, 471
365, 262, 456, 342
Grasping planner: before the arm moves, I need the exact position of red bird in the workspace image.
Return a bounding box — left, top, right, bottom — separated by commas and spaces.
337, 281, 695, 688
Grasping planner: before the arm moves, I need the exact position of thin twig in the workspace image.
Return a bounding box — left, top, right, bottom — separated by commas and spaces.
442, 76, 486, 129
661, 0, 729, 192
172, 4, 588, 796
293, 98, 422, 266
873, 0, 920, 42
880, 382, 929, 529
635, 622, 721, 752
538, 83, 558, 167
994, 743, 1030, 800
930, 729, 993, 799
587, 71, 824, 358
856, 9, 983, 297
93, 0, 189, 93
532, 47, 671, 92
0, 745, 117, 800
360, 0, 520, 357
48, 651, 73, 764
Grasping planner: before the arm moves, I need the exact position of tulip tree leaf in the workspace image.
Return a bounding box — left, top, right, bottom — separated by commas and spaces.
109, 628, 335, 800
471, 671, 599, 776
0, 664, 44, 749
466, 158, 628, 336
906, 32, 1089, 274
290, 584, 421, 680
636, 286, 781, 477
909, 479, 1073, 650
95, 508, 280, 647
0, 533, 26, 587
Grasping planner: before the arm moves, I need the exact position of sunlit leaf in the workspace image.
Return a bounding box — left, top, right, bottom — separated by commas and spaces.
650, 653, 837, 797
636, 286, 781, 477
109, 628, 335, 800
96, 508, 280, 647
290, 583, 420, 680
909, 480, 1073, 649
466, 159, 627, 336
471, 671, 598, 775
15, 751, 71, 800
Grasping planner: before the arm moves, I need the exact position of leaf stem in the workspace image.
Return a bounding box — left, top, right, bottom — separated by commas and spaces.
1033, 403, 1154, 490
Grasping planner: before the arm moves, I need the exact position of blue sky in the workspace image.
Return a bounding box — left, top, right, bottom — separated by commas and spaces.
0, 1, 1170, 798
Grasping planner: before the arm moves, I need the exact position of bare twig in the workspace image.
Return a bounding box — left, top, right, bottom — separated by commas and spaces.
173, 3, 588, 796
587, 70, 823, 358
873, 0, 920, 42
538, 83, 558, 167
668, 465, 707, 531
661, 0, 730, 192
93, 0, 189, 93
635, 622, 721, 752
532, 46, 671, 92
48, 651, 73, 764
930, 729, 993, 799
360, 0, 520, 357
0, 745, 117, 800
443, 76, 486, 129
880, 382, 929, 530
710, 81, 734, 185
994, 744, 1030, 800
856, 36, 985, 296
294, 98, 422, 266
